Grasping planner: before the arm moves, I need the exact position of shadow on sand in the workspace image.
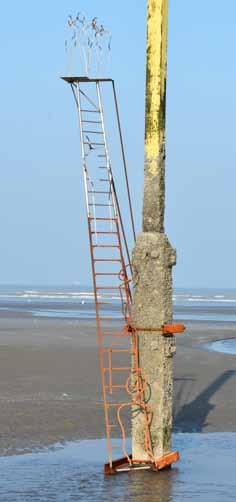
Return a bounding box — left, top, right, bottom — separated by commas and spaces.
174, 370, 236, 432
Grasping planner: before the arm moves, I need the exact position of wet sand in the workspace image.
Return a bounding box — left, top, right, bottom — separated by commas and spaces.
0, 315, 235, 455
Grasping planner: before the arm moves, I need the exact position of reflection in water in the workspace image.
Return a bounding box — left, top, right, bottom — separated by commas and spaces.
0, 434, 235, 501
103, 467, 176, 502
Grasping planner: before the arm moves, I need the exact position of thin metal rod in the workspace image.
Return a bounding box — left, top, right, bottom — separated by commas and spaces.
79, 88, 99, 110
112, 81, 136, 243
110, 178, 133, 276
71, 84, 78, 107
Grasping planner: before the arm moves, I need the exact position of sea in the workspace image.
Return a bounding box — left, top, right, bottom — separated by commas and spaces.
1, 284, 236, 323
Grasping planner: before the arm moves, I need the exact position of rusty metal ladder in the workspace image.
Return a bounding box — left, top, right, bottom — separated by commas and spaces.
65, 77, 154, 471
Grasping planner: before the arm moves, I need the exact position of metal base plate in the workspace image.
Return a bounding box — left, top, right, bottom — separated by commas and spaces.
104, 451, 180, 475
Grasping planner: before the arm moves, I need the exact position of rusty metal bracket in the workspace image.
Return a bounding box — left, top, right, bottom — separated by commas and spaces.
162, 323, 185, 335
132, 324, 186, 335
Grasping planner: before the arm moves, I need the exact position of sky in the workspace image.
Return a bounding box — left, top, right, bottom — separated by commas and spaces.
0, 1, 236, 288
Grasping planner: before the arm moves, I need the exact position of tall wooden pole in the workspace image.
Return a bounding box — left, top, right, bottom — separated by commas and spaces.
132, 0, 177, 461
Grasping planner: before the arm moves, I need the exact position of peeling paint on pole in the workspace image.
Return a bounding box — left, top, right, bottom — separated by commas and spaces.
132, 0, 176, 462
143, 0, 168, 233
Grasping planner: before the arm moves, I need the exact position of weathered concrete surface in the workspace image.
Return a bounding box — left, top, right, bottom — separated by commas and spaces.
132, 233, 175, 327
132, 233, 176, 459
132, 0, 177, 461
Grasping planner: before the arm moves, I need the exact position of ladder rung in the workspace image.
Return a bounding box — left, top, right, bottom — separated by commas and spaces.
99, 179, 110, 182
81, 109, 100, 113
99, 317, 123, 321
102, 348, 133, 353
96, 286, 126, 291
95, 273, 118, 276
94, 259, 121, 262
82, 120, 102, 124
83, 130, 103, 134
98, 166, 107, 169
97, 301, 111, 305
107, 401, 131, 407
92, 245, 119, 248
88, 204, 112, 207
90, 217, 116, 221
104, 368, 130, 372
91, 231, 117, 235
98, 154, 107, 157
108, 424, 118, 429
88, 191, 111, 194
105, 384, 127, 390
96, 287, 121, 290
84, 142, 105, 146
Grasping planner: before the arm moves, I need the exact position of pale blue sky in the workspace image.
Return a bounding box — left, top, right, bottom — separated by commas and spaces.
0, 1, 236, 288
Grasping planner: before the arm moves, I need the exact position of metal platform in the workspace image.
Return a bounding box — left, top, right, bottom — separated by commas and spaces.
104, 451, 180, 475
61, 76, 113, 84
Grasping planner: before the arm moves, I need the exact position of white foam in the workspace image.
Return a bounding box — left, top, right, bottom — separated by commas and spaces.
187, 298, 236, 303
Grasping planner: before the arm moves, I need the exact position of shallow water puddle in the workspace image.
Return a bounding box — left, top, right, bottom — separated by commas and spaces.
0, 433, 236, 501
205, 339, 236, 355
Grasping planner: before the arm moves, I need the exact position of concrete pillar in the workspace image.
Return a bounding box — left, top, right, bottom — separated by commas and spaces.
132, 0, 176, 461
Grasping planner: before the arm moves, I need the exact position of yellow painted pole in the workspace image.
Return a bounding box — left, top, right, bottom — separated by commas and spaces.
143, 0, 168, 232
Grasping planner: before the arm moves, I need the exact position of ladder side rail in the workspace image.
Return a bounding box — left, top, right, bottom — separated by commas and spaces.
115, 220, 132, 319
88, 217, 114, 467
76, 82, 102, 327
75, 83, 90, 217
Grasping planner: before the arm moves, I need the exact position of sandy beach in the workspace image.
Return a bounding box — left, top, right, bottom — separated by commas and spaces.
0, 313, 235, 456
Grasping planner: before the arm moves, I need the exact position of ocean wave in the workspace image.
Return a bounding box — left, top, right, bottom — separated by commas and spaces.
0, 292, 95, 300
0, 290, 124, 302
186, 298, 236, 303
1, 295, 236, 304
1, 289, 236, 306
